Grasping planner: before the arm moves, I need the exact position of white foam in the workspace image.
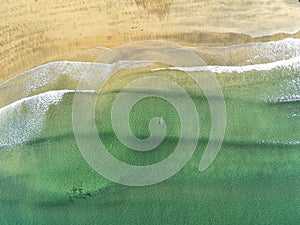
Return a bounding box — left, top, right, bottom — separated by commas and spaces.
270, 75, 300, 103
92, 38, 300, 62
0, 90, 95, 148
153, 56, 300, 74
21, 62, 103, 96
193, 38, 300, 64
270, 94, 300, 103
89, 38, 300, 67
260, 140, 300, 145
291, 114, 300, 118
0, 60, 155, 109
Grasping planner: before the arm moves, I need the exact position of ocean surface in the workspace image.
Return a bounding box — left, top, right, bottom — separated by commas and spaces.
0, 38, 300, 224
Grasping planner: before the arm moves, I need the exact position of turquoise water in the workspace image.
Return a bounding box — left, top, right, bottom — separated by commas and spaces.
0, 62, 300, 224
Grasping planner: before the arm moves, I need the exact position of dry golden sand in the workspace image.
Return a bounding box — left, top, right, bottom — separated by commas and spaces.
1, 0, 300, 83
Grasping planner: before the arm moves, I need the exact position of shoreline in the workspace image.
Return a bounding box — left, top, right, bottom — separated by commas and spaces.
1, 30, 300, 83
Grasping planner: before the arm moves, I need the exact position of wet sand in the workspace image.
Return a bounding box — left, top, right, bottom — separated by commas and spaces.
1, 0, 300, 82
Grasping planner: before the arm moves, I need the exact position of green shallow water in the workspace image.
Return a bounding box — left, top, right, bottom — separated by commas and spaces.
0, 68, 300, 224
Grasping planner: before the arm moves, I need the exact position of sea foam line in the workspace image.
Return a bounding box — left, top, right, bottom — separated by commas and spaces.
152, 56, 300, 74
0, 90, 96, 148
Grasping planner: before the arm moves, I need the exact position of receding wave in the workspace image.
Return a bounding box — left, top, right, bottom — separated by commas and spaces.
0, 60, 154, 108
0, 38, 299, 148
154, 56, 300, 73
0, 90, 95, 148
92, 38, 300, 66
193, 38, 300, 66
1, 56, 299, 108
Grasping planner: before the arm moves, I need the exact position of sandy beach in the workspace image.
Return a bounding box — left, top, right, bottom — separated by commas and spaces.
1, 0, 300, 82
